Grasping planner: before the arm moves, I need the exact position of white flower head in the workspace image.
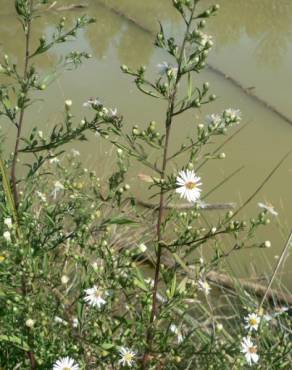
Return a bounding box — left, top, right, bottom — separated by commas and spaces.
258, 202, 278, 216
61, 275, 69, 285
25, 319, 35, 328
197, 32, 213, 47
51, 181, 64, 199
223, 108, 242, 123
53, 356, 79, 370
83, 98, 102, 108
206, 113, 222, 128
65, 99, 72, 107
38, 130, 44, 139
109, 108, 118, 117
84, 285, 107, 308
3, 231, 11, 243
170, 324, 184, 344
72, 317, 79, 328
176, 170, 202, 203
244, 313, 261, 332
241, 336, 259, 366
4, 217, 12, 229
118, 347, 136, 367
54, 316, 67, 326
157, 61, 170, 74
50, 157, 60, 164
198, 278, 211, 295
274, 306, 289, 317
157, 61, 178, 76
138, 243, 147, 253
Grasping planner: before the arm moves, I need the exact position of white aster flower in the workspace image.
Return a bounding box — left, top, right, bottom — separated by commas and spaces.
198, 278, 211, 295
244, 313, 261, 332
206, 113, 222, 128
50, 157, 60, 164
84, 285, 107, 308
258, 202, 278, 216
109, 108, 118, 117
72, 317, 79, 328
4, 217, 12, 229
176, 170, 202, 203
118, 347, 136, 367
274, 306, 289, 317
53, 356, 79, 370
157, 61, 170, 74
223, 108, 242, 123
51, 181, 64, 199
54, 316, 67, 326
3, 231, 11, 243
198, 32, 213, 47
170, 324, 184, 344
83, 98, 102, 108
157, 61, 178, 76
241, 336, 259, 366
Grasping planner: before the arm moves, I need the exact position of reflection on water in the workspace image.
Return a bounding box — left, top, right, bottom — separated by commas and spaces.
204, 0, 292, 67
1, 0, 292, 286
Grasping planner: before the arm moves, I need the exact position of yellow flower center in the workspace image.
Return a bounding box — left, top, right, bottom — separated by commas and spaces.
185, 181, 196, 190
249, 318, 257, 326
249, 346, 257, 354
95, 290, 101, 298
0, 255, 5, 262
63, 367, 71, 370
124, 353, 134, 361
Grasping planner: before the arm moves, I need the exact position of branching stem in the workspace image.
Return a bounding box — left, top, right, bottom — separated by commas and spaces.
141, 4, 196, 368
11, 0, 33, 208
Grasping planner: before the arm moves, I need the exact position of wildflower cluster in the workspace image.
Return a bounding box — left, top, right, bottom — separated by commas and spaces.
0, 1, 291, 369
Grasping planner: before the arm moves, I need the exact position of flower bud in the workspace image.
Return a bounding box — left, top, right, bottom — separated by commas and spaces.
219, 152, 226, 159
121, 64, 128, 72
264, 240, 271, 248
65, 99, 72, 108
25, 319, 35, 328
203, 82, 210, 90
138, 243, 147, 253
211, 227, 217, 234
61, 275, 69, 284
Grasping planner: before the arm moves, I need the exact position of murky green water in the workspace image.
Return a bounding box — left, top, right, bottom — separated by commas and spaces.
1, 1, 292, 287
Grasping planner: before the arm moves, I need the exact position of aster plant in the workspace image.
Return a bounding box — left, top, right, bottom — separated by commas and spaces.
1, 0, 292, 369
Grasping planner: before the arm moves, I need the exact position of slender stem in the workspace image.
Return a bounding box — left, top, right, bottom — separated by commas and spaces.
259, 231, 292, 310
141, 4, 197, 368
10, 2, 37, 368
11, 0, 33, 208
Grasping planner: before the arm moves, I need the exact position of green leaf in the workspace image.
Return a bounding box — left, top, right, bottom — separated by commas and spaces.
0, 335, 30, 351
134, 266, 148, 291
104, 217, 137, 225
0, 155, 18, 227
101, 342, 115, 350
170, 273, 176, 298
